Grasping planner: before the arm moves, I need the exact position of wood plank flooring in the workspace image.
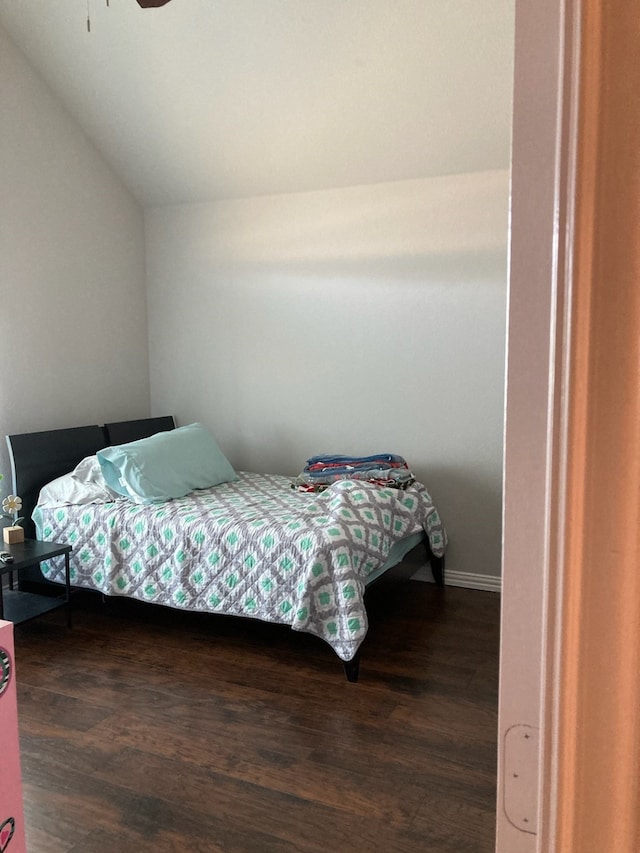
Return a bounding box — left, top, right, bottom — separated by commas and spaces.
12, 578, 500, 852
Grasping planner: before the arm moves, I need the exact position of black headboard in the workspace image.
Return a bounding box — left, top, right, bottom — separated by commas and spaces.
6, 416, 175, 539
7, 425, 107, 539
104, 416, 175, 447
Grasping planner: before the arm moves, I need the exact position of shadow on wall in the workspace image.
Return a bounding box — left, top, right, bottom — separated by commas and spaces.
198, 246, 506, 286
178, 170, 510, 272
406, 463, 503, 583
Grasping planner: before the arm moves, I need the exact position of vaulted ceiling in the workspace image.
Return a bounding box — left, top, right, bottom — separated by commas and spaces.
0, 0, 514, 207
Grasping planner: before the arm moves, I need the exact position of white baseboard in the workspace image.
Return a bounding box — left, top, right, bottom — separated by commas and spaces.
412, 565, 502, 593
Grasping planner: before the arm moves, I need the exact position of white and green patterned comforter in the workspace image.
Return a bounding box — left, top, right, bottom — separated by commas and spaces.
34, 472, 446, 662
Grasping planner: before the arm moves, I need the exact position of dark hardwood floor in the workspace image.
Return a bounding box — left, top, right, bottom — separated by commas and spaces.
12, 578, 500, 852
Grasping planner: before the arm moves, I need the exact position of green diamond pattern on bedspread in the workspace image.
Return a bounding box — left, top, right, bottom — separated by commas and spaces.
37, 472, 446, 662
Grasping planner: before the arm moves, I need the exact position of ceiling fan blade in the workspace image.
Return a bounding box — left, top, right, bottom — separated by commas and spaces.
136, 0, 173, 7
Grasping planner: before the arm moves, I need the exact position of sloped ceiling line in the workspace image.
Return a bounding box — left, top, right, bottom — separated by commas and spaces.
0, 0, 514, 207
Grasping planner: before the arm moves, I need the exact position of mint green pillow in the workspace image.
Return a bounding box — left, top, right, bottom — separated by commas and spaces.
97, 422, 237, 503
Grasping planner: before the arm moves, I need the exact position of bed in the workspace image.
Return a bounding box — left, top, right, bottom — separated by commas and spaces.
6, 417, 446, 681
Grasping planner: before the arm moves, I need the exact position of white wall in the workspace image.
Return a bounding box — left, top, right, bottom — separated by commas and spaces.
146, 170, 509, 580
0, 26, 150, 497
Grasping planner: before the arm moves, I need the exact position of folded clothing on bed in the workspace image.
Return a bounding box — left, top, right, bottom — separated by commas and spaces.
293, 452, 416, 493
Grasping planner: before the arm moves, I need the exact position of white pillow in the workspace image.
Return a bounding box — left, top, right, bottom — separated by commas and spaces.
37, 456, 121, 507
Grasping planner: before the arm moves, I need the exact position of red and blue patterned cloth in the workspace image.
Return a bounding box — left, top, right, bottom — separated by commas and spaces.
294, 453, 416, 493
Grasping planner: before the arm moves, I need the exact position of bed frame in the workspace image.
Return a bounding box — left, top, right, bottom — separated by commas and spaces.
6, 416, 444, 682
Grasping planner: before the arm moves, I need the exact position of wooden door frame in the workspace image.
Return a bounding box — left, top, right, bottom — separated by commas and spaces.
498, 0, 640, 851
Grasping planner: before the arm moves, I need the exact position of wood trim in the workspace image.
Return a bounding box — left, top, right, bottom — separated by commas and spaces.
543, 0, 640, 849
496, 0, 568, 847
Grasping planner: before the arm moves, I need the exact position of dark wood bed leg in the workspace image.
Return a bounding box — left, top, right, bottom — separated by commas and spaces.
425, 541, 445, 587
431, 554, 445, 587
343, 651, 360, 683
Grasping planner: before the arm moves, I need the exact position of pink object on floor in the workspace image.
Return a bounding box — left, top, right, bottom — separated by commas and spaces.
0, 620, 27, 853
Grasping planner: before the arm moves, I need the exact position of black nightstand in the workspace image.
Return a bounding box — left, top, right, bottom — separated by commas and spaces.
0, 539, 72, 627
